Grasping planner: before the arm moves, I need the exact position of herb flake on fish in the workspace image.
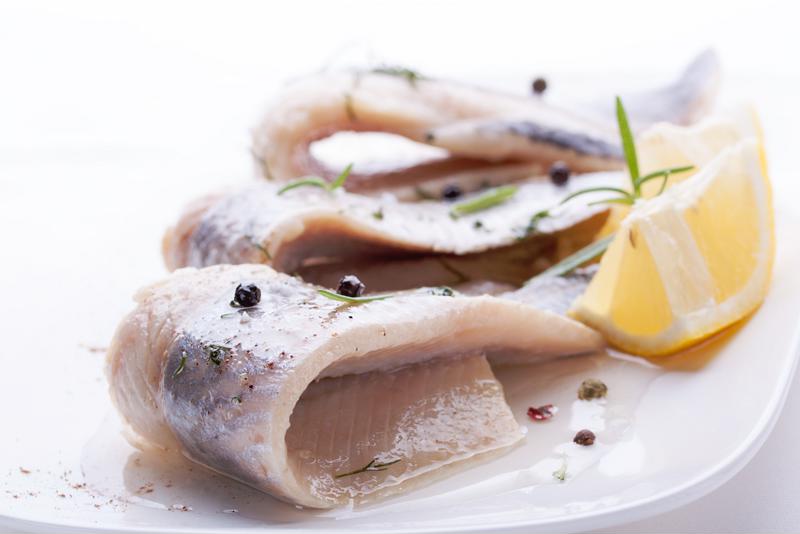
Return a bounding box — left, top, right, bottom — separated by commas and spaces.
334, 458, 402, 478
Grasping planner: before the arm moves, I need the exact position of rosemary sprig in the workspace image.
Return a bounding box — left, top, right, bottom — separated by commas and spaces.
173, 352, 188, 378
635, 165, 695, 193
329, 163, 352, 190
249, 238, 271, 260
533, 234, 614, 280
371, 65, 424, 86
276, 176, 327, 194
436, 257, 469, 284
520, 208, 551, 237
560, 186, 636, 206
317, 289, 394, 304
559, 164, 694, 207
450, 185, 518, 218
617, 96, 639, 185
526, 96, 694, 272
335, 458, 402, 478
558, 97, 693, 208
277, 164, 353, 195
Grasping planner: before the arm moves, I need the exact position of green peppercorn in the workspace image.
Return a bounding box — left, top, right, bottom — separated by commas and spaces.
578, 378, 608, 400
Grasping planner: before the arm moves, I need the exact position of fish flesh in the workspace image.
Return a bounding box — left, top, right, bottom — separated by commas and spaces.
162, 174, 614, 290
251, 51, 719, 197
106, 264, 604, 508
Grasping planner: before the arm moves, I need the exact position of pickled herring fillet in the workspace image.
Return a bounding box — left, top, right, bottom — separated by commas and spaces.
106, 264, 603, 508
251, 51, 719, 195
162, 175, 612, 290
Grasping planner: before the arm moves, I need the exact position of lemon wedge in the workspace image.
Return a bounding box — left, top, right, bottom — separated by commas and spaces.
638, 107, 763, 196
596, 108, 762, 238
570, 138, 774, 356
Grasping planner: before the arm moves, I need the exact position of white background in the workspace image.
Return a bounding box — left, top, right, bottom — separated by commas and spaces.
1, 1, 798, 532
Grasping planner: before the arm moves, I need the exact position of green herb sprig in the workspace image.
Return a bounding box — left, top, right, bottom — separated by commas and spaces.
450, 185, 518, 218
317, 289, 394, 305
277, 164, 353, 195
173, 352, 188, 378
559, 97, 693, 207
521, 208, 551, 236
249, 238, 271, 260
371, 65, 425, 86
528, 97, 695, 279
335, 457, 402, 478
536, 235, 614, 279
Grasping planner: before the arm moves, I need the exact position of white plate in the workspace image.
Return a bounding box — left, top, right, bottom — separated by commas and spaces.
1, 151, 798, 534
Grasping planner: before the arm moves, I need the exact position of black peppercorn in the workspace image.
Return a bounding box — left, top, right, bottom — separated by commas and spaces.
573, 429, 596, 446
337, 275, 365, 298
441, 184, 463, 201
429, 286, 454, 297
232, 283, 261, 308
549, 161, 571, 186
532, 77, 548, 95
